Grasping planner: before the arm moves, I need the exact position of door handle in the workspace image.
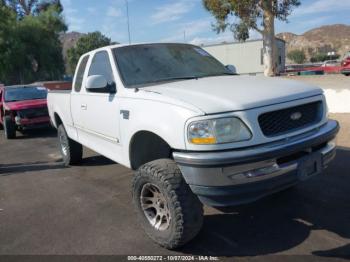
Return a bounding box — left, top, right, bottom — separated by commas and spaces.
81, 104, 87, 110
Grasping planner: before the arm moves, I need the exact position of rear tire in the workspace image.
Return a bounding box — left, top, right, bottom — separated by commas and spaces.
3, 116, 16, 139
57, 124, 82, 166
132, 159, 204, 249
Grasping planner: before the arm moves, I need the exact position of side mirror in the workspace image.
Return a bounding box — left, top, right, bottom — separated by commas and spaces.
86, 75, 108, 91
225, 64, 237, 74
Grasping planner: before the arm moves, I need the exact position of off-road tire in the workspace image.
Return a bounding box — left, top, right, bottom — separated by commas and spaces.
58, 124, 83, 166
3, 116, 16, 139
132, 159, 204, 249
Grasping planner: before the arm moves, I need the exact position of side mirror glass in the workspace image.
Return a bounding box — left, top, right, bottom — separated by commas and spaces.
86, 75, 108, 92
225, 64, 237, 74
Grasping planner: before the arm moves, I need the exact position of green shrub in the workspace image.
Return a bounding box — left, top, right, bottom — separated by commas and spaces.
310, 53, 340, 63
287, 50, 306, 64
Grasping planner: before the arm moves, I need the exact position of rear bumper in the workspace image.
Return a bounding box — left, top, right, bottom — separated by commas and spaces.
173, 120, 339, 207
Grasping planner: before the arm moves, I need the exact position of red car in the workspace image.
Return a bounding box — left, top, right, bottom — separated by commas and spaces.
0, 85, 50, 139
341, 54, 350, 76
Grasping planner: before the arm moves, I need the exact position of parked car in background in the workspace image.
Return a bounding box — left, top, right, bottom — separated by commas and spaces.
318, 60, 342, 74
340, 52, 350, 76
285, 59, 348, 75
48, 43, 339, 249
0, 85, 50, 139
291, 60, 342, 75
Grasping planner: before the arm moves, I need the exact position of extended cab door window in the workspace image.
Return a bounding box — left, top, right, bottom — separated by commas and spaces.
88, 51, 115, 93
74, 55, 89, 92
71, 55, 89, 130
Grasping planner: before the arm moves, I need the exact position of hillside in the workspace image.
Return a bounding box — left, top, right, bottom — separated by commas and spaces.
59, 32, 84, 57
277, 24, 350, 62
59, 32, 84, 73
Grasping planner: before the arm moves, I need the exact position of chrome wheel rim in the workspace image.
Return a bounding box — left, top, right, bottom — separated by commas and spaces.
59, 131, 68, 156
140, 183, 171, 231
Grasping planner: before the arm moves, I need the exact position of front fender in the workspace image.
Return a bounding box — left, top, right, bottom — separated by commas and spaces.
118, 98, 201, 167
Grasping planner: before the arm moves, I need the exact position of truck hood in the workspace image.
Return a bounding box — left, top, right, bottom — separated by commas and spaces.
143, 75, 323, 114
5, 99, 47, 111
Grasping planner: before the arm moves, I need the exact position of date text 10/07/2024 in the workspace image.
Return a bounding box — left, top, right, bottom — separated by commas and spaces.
127, 256, 220, 261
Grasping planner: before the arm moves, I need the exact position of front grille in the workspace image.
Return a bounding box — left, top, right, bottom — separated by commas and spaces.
258, 101, 323, 137
18, 107, 49, 119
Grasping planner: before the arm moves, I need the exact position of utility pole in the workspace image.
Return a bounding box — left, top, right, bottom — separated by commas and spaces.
183, 31, 186, 42
125, 0, 131, 44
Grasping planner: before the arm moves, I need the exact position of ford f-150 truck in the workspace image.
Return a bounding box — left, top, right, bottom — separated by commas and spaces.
0, 85, 50, 139
47, 43, 339, 249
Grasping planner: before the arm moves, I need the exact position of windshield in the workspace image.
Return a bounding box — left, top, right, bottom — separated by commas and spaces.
5, 86, 48, 102
113, 44, 233, 87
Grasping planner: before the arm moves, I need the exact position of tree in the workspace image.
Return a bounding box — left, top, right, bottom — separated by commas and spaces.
0, 4, 18, 83
287, 49, 306, 64
0, 3, 67, 84
203, 0, 300, 76
67, 32, 115, 74
16, 5, 67, 82
5, 0, 63, 17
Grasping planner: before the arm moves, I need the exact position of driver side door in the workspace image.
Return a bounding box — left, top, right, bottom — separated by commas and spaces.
78, 50, 121, 156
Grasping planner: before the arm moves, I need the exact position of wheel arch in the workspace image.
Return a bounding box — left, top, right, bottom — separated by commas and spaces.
53, 112, 63, 128
129, 130, 173, 170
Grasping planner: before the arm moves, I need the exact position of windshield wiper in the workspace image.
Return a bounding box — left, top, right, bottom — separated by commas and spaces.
153, 76, 199, 83
209, 72, 237, 77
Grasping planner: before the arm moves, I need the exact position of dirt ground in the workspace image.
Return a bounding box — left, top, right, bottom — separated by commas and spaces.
283, 74, 350, 90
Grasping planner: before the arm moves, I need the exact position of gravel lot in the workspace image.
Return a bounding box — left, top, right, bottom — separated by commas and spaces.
283, 74, 350, 91
0, 115, 349, 259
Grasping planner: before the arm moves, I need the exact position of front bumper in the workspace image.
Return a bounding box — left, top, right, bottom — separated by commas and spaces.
15, 116, 51, 129
173, 120, 339, 206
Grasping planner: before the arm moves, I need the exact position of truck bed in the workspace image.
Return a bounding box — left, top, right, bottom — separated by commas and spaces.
47, 90, 75, 138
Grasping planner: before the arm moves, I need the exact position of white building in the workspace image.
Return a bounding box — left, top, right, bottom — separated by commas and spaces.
202, 39, 286, 75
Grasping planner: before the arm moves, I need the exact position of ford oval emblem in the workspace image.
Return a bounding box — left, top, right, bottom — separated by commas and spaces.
290, 112, 302, 121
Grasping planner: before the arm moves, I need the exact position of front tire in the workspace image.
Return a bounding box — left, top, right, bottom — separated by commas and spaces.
132, 159, 203, 249
58, 124, 83, 166
3, 116, 16, 139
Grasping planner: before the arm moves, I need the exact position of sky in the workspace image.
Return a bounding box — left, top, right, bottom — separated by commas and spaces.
61, 0, 350, 45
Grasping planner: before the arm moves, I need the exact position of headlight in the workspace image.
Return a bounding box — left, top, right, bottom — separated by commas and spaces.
188, 117, 252, 144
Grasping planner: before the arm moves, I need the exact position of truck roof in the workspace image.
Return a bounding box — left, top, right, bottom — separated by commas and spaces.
83, 42, 194, 55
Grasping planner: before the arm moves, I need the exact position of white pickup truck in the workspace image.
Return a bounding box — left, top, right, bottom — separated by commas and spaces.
48, 43, 339, 249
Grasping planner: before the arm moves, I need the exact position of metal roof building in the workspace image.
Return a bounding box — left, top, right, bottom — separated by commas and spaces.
202, 39, 286, 75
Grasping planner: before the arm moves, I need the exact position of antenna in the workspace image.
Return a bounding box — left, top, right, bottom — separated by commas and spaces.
125, 0, 131, 44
